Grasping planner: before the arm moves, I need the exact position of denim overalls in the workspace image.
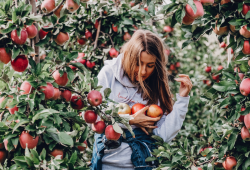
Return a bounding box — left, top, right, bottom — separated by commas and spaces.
90, 128, 159, 170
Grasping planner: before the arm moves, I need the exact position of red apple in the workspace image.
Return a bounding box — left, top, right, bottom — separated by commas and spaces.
85, 31, 92, 40
105, 125, 121, 140
52, 88, 61, 100
94, 20, 99, 29
243, 40, 250, 54
147, 104, 163, 118
4, 139, 14, 151
11, 55, 29, 72
130, 1, 135, 7
77, 53, 86, 65
131, 103, 145, 115
8, 106, 18, 114
240, 25, 250, 38
84, 110, 97, 123
39, 27, 49, 39
205, 66, 211, 73
241, 126, 250, 140
220, 42, 227, 48
69, 61, 77, 70
103, 10, 108, 15
185, 0, 204, 19
222, 156, 237, 170
49, 148, 64, 159
39, 82, 55, 100
170, 64, 175, 70
109, 48, 119, 58
240, 78, 250, 96
164, 49, 170, 56
239, 107, 245, 122
144, 7, 148, 11
77, 141, 87, 151
213, 21, 228, 35
197, 168, 202, 170
117, 103, 131, 114
163, 26, 172, 33
41, 0, 56, 13
221, 0, 231, 5
19, 131, 39, 149
52, 70, 68, 86
20, 81, 32, 95
217, 65, 223, 71
77, 38, 86, 45
86, 61, 95, 69
123, 32, 131, 41
66, 0, 80, 12
54, 5, 63, 18
239, 73, 244, 80
175, 62, 181, 68
61, 90, 71, 102
244, 112, 250, 130
0, 150, 7, 164
11, 29, 28, 45
54, 32, 69, 46
87, 90, 102, 106
70, 95, 84, 110
0, 47, 11, 64
242, 4, 250, 15
200, 0, 214, 5
182, 15, 195, 25
92, 121, 106, 134
112, 24, 118, 32
26, 24, 38, 39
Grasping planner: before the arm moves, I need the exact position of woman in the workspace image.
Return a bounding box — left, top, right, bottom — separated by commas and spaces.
91, 30, 192, 170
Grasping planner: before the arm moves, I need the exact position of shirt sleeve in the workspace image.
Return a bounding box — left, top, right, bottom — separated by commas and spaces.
153, 93, 190, 143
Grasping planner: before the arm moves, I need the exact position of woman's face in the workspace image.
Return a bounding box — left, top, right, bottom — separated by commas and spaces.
135, 51, 156, 81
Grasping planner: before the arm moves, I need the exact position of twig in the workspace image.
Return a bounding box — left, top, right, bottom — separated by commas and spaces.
42, 0, 66, 17
152, 9, 177, 21
199, 156, 218, 165
100, 31, 114, 48
93, 19, 102, 50
59, 86, 85, 98
0, 111, 5, 121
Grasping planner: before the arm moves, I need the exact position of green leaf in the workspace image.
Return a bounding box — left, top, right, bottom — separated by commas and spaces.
79, 126, 89, 143
58, 132, 74, 146
148, 1, 155, 15
175, 8, 185, 24
69, 151, 77, 164
218, 145, 228, 159
227, 130, 238, 150
40, 148, 46, 160
12, 119, 29, 133
145, 157, 157, 162
32, 109, 59, 123
12, 10, 17, 23
12, 47, 20, 59
187, 0, 196, 14
28, 99, 34, 111
104, 88, 111, 98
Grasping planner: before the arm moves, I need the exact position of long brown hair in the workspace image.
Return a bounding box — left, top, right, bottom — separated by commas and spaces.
121, 29, 173, 114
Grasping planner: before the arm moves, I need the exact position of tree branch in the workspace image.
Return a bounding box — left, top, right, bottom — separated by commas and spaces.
152, 9, 177, 21
0, 111, 5, 121
42, 0, 66, 17
100, 31, 114, 48
59, 86, 85, 99
199, 156, 218, 165
93, 20, 101, 50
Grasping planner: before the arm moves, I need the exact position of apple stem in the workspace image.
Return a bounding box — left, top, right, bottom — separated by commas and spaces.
42, 0, 66, 17
100, 31, 114, 48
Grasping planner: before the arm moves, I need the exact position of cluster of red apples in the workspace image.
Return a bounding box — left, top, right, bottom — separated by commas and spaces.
69, 52, 96, 70
204, 65, 224, 85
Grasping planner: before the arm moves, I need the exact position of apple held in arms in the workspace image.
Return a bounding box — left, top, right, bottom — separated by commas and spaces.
146, 104, 163, 134
116, 103, 131, 115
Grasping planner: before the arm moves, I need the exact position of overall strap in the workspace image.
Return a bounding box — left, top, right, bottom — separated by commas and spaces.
122, 128, 159, 170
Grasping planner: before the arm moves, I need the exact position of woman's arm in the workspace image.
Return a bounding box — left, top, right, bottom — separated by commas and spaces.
153, 93, 190, 143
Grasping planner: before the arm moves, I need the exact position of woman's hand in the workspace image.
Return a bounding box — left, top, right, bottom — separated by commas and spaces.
174, 74, 193, 97
129, 106, 161, 135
